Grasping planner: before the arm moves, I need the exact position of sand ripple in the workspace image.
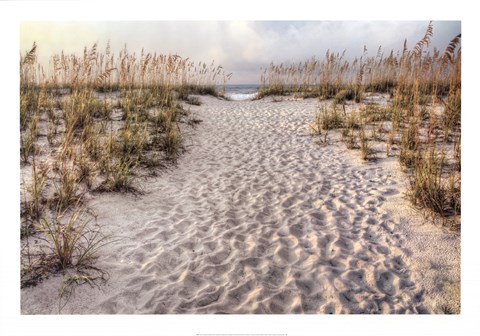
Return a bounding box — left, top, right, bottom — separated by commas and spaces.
21, 96, 459, 314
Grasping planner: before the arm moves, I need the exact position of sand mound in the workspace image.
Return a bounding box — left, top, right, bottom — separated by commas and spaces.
21, 96, 459, 314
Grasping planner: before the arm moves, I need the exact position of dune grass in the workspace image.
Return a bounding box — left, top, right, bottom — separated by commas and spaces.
276, 22, 461, 225
20, 42, 231, 288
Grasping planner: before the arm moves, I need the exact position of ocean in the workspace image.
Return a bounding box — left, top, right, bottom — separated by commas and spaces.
220, 84, 260, 101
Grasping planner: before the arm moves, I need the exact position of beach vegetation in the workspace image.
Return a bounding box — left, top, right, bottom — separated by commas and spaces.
258, 22, 461, 224
20, 41, 230, 287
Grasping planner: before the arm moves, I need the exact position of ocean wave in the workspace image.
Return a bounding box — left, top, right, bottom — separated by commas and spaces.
227, 92, 258, 101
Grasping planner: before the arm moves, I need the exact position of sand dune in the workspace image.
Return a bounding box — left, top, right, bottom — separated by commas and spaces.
21, 96, 460, 314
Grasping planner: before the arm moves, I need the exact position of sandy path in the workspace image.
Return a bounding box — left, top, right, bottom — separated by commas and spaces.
21, 96, 460, 314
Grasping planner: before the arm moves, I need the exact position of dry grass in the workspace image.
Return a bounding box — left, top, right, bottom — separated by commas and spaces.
20, 42, 231, 288
35, 205, 103, 269
408, 151, 460, 218
291, 22, 461, 225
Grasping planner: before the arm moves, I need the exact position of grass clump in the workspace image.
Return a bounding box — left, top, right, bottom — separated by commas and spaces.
35, 206, 105, 269
162, 127, 183, 160
102, 157, 139, 192
316, 105, 344, 130
359, 127, 375, 161
408, 151, 460, 218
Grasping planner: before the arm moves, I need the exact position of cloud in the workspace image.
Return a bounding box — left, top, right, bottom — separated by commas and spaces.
20, 22, 100, 62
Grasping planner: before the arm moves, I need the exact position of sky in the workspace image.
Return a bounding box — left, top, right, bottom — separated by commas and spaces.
20, 20, 461, 84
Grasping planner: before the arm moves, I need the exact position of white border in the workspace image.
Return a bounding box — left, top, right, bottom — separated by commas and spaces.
1, 1, 477, 336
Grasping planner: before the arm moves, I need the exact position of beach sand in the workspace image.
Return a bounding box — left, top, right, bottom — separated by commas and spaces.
21, 95, 460, 314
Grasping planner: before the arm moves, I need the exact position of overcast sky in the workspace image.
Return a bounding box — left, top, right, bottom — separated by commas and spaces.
21, 21, 461, 84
